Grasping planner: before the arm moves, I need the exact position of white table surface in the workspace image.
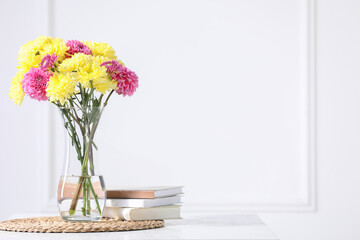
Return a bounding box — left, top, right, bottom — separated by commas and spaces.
0, 213, 278, 240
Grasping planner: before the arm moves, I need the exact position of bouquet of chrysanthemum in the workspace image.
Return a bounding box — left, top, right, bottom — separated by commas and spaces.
9, 36, 139, 221
9, 36, 138, 105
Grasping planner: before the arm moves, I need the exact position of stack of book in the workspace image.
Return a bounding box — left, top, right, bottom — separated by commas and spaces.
103, 186, 183, 220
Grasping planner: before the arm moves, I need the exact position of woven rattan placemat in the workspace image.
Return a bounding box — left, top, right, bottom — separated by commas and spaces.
0, 216, 164, 233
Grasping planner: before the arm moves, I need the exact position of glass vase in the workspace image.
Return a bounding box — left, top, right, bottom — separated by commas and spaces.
57, 106, 106, 221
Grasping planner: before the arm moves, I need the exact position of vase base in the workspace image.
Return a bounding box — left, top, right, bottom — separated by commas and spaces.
58, 175, 106, 222
60, 211, 102, 222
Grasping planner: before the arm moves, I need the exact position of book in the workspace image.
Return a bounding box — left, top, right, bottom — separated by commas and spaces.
106, 195, 182, 208
103, 205, 181, 220
107, 186, 183, 199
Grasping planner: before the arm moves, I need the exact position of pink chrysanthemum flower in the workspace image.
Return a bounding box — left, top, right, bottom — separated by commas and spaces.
101, 61, 139, 96
66, 40, 92, 57
22, 68, 51, 101
40, 53, 58, 70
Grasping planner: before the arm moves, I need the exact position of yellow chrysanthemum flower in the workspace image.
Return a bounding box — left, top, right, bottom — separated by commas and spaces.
83, 41, 117, 60
42, 37, 68, 62
59, 53, 117, 94
91, 55, 125, 67
59, 53, 91, 73
17, 36, 68, 70
17, 36, 48, 68
77, 61, 117, 94
91, 55, 111, 65
46, 72, 78, 105
9, 69, 27, 105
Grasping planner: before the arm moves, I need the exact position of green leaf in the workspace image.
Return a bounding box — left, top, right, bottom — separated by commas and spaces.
93, 99, 99, 108
89, 99, 100, 123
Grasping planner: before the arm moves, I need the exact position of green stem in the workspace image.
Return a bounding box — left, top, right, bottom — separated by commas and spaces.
99, 94, 104, 105
86, 180, 91, 215
87, 177, 102, 215
83, 108, 94, 175
64, 107, 84, 133
69, 99, 83, 131
103, 90, 114, 107
57, 105, 82, 162
71, 98, 82, 109
69, 176, 84, 216
82, 177, 87, 216
74, 94, 82, 106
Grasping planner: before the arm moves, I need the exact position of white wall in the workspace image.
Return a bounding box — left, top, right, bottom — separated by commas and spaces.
261, 0, 360, 239
49, 0, 315, 211
0, 0, 50, 220
1, 0, 360, 239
